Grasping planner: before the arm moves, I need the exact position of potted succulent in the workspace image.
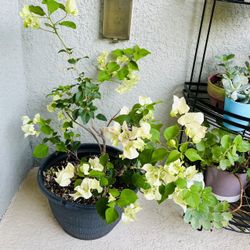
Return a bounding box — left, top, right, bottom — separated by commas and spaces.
221, 57, 250, 131
207, 54, 235, 109
20, 0, 233, 239
195, 128, 250, 203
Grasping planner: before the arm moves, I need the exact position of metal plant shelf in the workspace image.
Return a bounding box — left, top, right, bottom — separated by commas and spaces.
183, 0, 250, 233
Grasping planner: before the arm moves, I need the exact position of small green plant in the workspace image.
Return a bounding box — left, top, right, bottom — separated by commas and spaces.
20, 0, 233, 230
195, 128, 250, 174
216, 54, 250, 103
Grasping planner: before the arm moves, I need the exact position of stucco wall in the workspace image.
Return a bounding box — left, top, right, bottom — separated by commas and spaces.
0, 1, 32, 218
1, 0, 249, 217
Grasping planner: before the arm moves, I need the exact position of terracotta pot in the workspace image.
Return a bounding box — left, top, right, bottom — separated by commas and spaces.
207, 74, 225, 109
205, 166, 247, 203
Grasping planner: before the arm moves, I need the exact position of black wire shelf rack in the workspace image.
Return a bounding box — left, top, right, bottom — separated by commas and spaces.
183, 0, 250, 233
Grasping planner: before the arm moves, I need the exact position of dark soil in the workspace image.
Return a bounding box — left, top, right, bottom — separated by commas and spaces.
43, 156, 135, 205
211, 74, 223, 88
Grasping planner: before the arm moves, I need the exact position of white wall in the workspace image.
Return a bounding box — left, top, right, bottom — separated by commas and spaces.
1, 0, 249, 217
0, 0, 32, 218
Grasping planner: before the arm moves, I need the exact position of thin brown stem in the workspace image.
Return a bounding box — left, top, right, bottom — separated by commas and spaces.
107, 110, 120, 127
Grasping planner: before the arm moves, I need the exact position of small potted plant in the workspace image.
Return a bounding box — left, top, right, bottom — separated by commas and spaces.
20, 0, 233, 239
207, 54, 235, 109
221, 58, 250, 131
195, 128, 250, 203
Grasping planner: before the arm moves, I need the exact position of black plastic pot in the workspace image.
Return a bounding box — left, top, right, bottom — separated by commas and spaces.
37, 143, 122, 240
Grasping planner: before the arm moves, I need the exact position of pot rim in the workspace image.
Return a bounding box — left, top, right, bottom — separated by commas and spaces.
225, 96, 250, 107
207, 165, 247, 175
37, 143, 122, 209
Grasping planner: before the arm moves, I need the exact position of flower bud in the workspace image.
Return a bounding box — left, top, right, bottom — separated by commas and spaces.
65, 0, 78, 16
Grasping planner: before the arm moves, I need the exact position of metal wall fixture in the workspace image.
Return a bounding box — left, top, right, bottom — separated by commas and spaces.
102, 0, 133, 42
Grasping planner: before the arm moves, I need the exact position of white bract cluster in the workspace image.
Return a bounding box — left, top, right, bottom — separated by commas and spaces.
104, 97, 153, 159
97, 52, 141, 94
55, 157, 104, 200
21, 114, 41, 137
121, 202, 142, 223
65, 0, 78, 16
141, 159, 204, 211
171, 96, 207, 143
20, 6, 40, 29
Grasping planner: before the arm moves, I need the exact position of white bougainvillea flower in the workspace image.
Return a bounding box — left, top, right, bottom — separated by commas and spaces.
20, 6, 40, 29
142, 186, 162, 201
103, 122, 121, 147
170, 96, 190, 117
90, 179, 103, 193
135, 122, 151, 140
139, 96, 152, 106
122, 140, 140, 159
65, 0, 78, 16
117, 55, 129, 65
108, 193, 116, 202
121, 202, 142, 223
80, 163, 90, 175
97, 51, 109, 70
47, 102, 56, 113
33, 113, 41, 124
142, 164, 162, 187
120, 106, 130, 115
187, 172, 204, 188
171, 188, 187, 212
71, 178, 93, 200
178, 112, 204, 126
185, 122, 207, 144
55, 163, 75, 187
116, 72, 140, 94
22, 115, 31, 125
89, 157, 104, 171
184, 165, 198, 180
21, 116, 40, 138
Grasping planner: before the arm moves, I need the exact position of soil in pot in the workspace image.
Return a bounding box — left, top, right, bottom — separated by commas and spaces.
207, 74, 225, 109
38, 143, 134, 240
205, 166, 248, 203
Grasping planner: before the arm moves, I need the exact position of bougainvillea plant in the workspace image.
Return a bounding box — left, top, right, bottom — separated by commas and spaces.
20, 0, 232, 229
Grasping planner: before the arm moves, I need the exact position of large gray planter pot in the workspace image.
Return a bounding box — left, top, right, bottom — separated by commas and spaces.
205, 166, 248, 203
38, 143, 122, 240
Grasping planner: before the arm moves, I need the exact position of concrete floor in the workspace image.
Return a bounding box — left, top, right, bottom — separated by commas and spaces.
0, 169, 249, 250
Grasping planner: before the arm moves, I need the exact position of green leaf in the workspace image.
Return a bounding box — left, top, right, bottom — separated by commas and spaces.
74, 179, 82, 188
68, 58, 81, 64
237, 140, 250, 153
33, 144, 49, 158
40, 125, 53, 135
124, 48, 134, 55
89, 170, 105, 178
166, 150, 181, 164
96, 197, 108, 219
59, 21, 76, 29
117, 189, 138, 208
151, 148, 168, 163
138, 149, 153, 165
100, 177, 109, 186
132, 173, 150, 189
96, 114, 107, 121
150, 128, 160, 143
128, 61, 139, 71
56, 142, 67, 152
133, 47, 150, 61
107, 62, 120, 73
117, 67, 129, 80
247, 169, 250, 179
105, 207, 119, 224
112, 49, 123, 57
158, 183, 176, 204
99, 153, 109, 166
97, 70, 110, 82
114, 114, 130, 125
175, 178, 187, 189
185, 148, 202, 162
109, 188, 120, 198
195, 141, 205, 151
221, 135, 231, 149
164, 125, 180, 141
29, 5, 46, 16
42, 0, 60, 14
219, 159, 231, 170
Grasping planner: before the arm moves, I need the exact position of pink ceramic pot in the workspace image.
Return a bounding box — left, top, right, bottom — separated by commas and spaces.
205, 166, 248, 203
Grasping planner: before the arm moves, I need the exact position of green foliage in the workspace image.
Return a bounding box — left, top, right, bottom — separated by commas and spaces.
105, 207, 119, 224
196, 128, 250, 172
117, 189, 138, 208
59, 21, 76, 29
33, 144, 49, 158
